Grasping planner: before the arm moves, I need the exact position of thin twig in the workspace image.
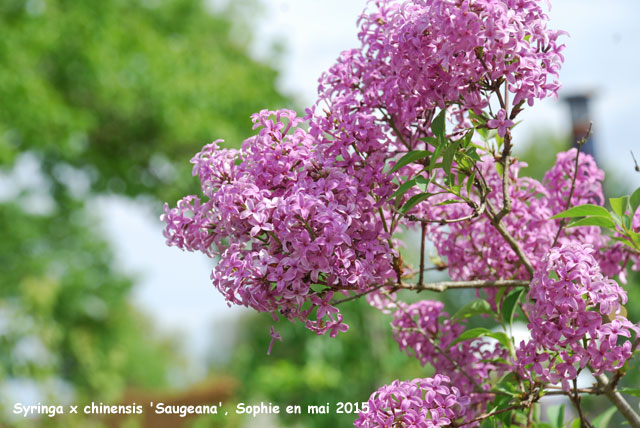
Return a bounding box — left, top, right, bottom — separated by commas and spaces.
459, 404, 524, 427
493, 130, 513, 224
570, 376, 594, 428
393, 201, 486, 224
486, 199, 535, 277
418, 222, 426, 288
631, 150, 640, 173
332, 279, 529, 304
332, 283, 388, 306
393, 279, 529, 292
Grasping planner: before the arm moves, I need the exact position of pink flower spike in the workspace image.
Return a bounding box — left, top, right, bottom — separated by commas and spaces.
487, 109, 514, 138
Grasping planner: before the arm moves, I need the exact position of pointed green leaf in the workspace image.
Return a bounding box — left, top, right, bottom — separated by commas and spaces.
443, 139, 462, 182
592, 406, 617, 428
431, 109, 446, 138
435, 199, 464, 206
481, 419, 497, 428
389, 150, 432, 173
453, 300, 492, 320
461, 129, 474, 147
551, 204, 612, 220
567, 216, 616, 229
611, 236, 638, 250
449, 327, 491, 347
428, 141, 447, 173
502, 288, 525, 328
609, 196, 629, 217
630, 187, 640, 213
619, 388, 640, 397
415, 175, 431, 192
469, 110, 487, 125
485, 332, 511, 351
465, 146, 481, 161
388, 179, 417, 201
466, 171, 477, 197
401, 193, 432, 213
546, 405, 565, 428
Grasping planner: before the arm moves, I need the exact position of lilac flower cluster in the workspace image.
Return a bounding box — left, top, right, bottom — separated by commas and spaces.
391, 300, 507, 414
517, 243, 639, 390
319, 0, 564, 142
544, 148, 640, 280
354, 375, 466, 428
162, 109, 395, 335
307, 0, 566, 208
423, 148, 640, 308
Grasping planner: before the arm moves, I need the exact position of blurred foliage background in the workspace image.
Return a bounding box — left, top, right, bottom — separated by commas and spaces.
0, 0, 286, 426
1, 0, 638, 427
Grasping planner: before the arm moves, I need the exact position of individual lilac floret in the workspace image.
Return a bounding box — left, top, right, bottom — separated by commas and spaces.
162, 110, 396, 336
353, 375, 466, 428
517, 243, 639, 390
391, 300, 507, 419
487, 109, 514, 138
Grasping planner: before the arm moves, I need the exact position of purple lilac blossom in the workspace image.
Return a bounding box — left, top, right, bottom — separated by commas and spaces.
162, 109, 396, 336
391, 300, 507, 419
516, 243, 639, 390
354, 375, 467, 428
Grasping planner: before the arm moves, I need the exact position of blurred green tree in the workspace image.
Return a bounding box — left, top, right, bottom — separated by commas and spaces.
0, 0, 287, 426
0, 0, 288, 202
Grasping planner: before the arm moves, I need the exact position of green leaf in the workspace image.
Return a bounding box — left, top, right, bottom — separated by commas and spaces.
592, 406, 617, 428
551, 204, 612, 220
619, 388, 640, 397
609, 196, 629, 218
449, 327, 491, 347
435, 199, 464, 206
428, 142, 447, 173
481, 419, 497, 428
466, 171, 477, 197
388, 179, 417, 201
431, 109, 446, 139
389, 150, 431, 173
567, 216, 616, 229
401, 193, 432, 213
415, 175, 431, 192
443, 139, 462, 183
421, 136, 440, 146
465, 146, 481, 161
502, 288, 525, 328
469, 110, 487, 125
485, 332, 511, 351
611, 236, 638, 250
453, 300, 493, 320
546, 404, 565, 428
461, 130, 474, 148
630, 187, 640, 214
